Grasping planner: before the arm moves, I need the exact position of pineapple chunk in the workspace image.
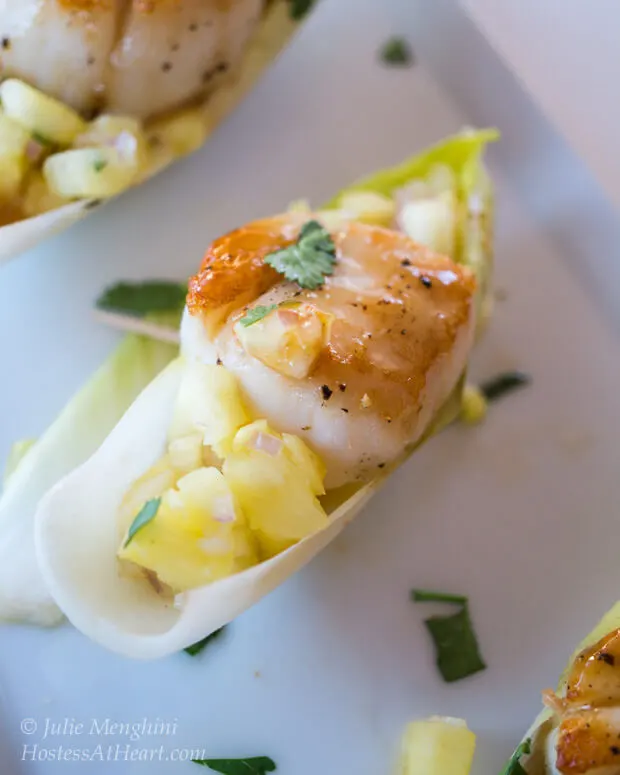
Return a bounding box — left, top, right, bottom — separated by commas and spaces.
74, 115, 148, 174
339, 190, 396, 226
398, 716, 476, 775
43, 146, 139, 199
0, 79, 86, 146
168, 434, 203, 475
118, 467, 257, 592
0, 155, 25, 200
0, 114, 31, 160
22, 171, 68, 216
117, 456, 177, 539
235, 302, 332, 380
168, 361, 249, 456
223, 420, 328, 557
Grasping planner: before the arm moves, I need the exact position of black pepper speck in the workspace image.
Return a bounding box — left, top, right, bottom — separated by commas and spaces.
341, 408, 349, 413
1, 37, 11, 50
321, 385, 333, 401
420, 276, 432, 288
216, 357, 223, 366
338, 383, 347, 392
189, 22, 198, 31
401, 259, 411, 267
598, 652, 616, 666
162, 61, 173, 72
611, 746, 620, 756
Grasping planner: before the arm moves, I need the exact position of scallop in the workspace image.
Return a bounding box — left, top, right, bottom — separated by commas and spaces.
0, 0, 264, 120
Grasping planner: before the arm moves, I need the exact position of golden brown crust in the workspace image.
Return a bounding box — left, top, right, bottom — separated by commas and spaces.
556, 714, 620, 774
551, 629, 620, 774
187, 216, 476, 427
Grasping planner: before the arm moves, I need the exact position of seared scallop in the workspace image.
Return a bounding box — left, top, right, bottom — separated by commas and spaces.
0, 0, 264, 120
183, 213, 477, 489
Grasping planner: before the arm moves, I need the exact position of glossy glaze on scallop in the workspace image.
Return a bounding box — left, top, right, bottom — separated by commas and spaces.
0, 0, 263, 119
545, 628, 620, 774
183, 214, 477, 489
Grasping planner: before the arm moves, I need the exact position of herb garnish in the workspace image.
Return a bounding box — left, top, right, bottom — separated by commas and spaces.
184, 626, 227, 656
96, 281, 187, 318
32, 131, 52, 147
93, 158, 108, 172
239, 305, 277, 327
499, 738, 531, 775
124, 498, 161, 547
480, 371, 531, 402
192, 756, 276, 774
380, 37, 413, 67
287, 0, 316, 21
264, 220, 336, 290
411, 589, 486, 683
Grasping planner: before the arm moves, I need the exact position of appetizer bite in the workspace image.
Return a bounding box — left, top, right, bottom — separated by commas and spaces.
34, 210, 477, 657
0, 0, 312, 260
0, 130, 496, 645
503, 602, 620, 775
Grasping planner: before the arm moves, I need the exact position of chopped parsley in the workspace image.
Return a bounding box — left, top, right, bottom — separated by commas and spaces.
96, 280, 187, 318
499, 739, 531, 775
264, 220, 336, 290
124, 498, 161, 547
93, 158, 108, 173
411, 588, 486, 683
184, 626, 227, 656
192, 756, 276, 774
380, 37, 413, 67
287, 0, 317, 20
480, 371, 531, 402
239, 304, 277, 327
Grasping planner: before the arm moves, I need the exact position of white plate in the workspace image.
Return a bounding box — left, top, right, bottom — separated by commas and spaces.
2, 0, 620, 773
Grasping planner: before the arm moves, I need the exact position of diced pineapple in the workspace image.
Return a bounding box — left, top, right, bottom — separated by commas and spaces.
398, 190, 456, 256
43, 146, 139, 200
168, 434, 204, 475
74, 114, 148, 173
223, 420, 328, 557
22, 171, 68, 216
168, 361, 249, 456
0, 155, 25, 200
0, 114, 31, 160
116, 456, 177, 539
118, 466, 257, 591
339, 190, 396, 226
235, 302, 332, 380
0, 79, 86, 146
398, 716, 476, 775
145, 109, 209, 178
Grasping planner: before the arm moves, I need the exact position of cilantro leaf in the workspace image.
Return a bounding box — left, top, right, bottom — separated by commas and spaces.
239, 305, 277, 327
499, 739, 531, 775
380, 37, 413, 66
411, 589, 468, 605
93, 158, 108, 172
288, 0, 317, 20
479, 371, 531, 402
412, 589, 487, 682
96, 280, 187, 318
124, 498, 161, 547
184, 626, 227, 656
192, 756, 276, 774
264, 220, 336, 289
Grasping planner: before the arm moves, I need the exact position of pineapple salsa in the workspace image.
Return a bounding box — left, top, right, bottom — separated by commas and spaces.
117, 359, 328, 593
